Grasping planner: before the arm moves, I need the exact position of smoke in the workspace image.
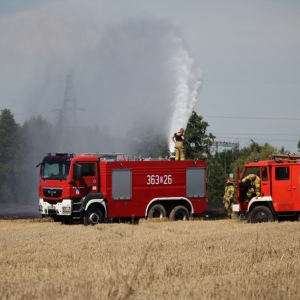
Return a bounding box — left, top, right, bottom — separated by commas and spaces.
0, 4, 202, 212
0, 7, 202, 154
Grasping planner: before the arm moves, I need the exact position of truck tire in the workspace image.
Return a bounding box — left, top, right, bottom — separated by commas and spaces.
169, 206, 189, 221
249, 206, 274, 223
148, 204, 166, 218
84, 206, 104, 226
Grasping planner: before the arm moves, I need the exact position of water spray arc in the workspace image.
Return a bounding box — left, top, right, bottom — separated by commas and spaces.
167, 38, 202, 152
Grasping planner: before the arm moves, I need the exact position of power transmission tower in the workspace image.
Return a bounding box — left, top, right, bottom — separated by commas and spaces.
212, 141, 240, 177
53, 75, 78, 151
63, 75, 77, 127
213, 141, 239, 153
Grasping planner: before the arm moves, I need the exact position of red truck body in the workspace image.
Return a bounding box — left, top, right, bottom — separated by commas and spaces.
233, 153, 300, 222
38, 153, 207, 224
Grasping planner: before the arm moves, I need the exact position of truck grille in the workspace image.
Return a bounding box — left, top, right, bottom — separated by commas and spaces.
43, 188, 63, 198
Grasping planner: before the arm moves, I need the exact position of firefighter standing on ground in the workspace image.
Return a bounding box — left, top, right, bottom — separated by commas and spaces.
223, 178, 235, 218
171, 128, 185, 160
241, 174, 260, 200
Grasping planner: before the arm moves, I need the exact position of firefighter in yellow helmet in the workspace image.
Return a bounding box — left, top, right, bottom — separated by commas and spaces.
171, 128, 185, 160
223, 178, 235, 218
241, 174, 260, 200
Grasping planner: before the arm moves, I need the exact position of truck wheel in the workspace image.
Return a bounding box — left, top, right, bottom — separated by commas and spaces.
249, 206, 274, 223
84, 206, 103, 226
148, 204, 166, 218
169, 206, 189, 221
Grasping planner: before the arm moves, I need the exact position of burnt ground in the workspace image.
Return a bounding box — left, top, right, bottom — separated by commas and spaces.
204, 202, 227, 219
0, 202, 227, 220
0, 204, 40, 220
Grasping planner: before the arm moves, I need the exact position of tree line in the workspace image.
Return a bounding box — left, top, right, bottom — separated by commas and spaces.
0, 108, 294, 207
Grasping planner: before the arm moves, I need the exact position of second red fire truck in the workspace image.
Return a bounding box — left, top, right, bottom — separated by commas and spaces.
38, 153, 207, 225
233, 153, 300, 223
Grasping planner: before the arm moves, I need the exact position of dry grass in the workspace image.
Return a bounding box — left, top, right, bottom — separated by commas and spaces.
1, 218, 300, 300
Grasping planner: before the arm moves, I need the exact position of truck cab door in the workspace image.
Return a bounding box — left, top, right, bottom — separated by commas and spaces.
272, 166, 292, 212
73, 162, 98, 198
236, 168, 248, 211
260, 166, 271, 197
291, 165, 300, 210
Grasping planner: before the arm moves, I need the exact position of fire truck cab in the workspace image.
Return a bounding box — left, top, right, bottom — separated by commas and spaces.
233, 154, 300, 223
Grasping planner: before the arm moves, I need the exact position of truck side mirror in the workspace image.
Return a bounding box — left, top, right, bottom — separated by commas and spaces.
73, 163, 82, 180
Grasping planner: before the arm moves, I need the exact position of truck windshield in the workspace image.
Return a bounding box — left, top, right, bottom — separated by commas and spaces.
242, 167, 260, 179
41, 156, 71, 180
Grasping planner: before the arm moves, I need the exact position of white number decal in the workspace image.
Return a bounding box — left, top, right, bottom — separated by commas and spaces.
147, 175, 172, 185
155, 175, 159, 184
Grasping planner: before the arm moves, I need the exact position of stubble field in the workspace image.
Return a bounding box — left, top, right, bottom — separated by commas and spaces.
1, 218, 300, 300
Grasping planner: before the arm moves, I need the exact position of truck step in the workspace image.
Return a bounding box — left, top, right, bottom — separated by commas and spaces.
277, 213, 296, 217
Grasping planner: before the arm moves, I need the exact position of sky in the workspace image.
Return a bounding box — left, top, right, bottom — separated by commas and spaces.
1, 0, 300, 154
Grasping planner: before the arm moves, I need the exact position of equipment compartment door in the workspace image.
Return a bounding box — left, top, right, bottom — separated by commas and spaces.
186, 167, 205, 197
111, 169, 134, 217
186, 167, 206, 213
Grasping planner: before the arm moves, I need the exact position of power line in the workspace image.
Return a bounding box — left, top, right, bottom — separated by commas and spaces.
0, 75, 62, 84
215, 136, 297, 143
213, 141, 239, 149
203, 79, 300, 84
203, 115, 300, 121
13, 111, 49, 116
215, 133, 299, 137
1, 76, 299, 84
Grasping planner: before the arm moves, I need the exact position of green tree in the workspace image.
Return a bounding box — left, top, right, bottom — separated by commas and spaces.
230, 141, 278, 175
213, 147, 238, 179
0, 109, 23, 203
22, 115, 54, 163
184, 111, 215, 159
207, 158, 226, 203
20, 115, 55, 205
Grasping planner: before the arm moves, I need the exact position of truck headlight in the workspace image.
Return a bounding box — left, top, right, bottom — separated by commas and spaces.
62, 206, 71, 212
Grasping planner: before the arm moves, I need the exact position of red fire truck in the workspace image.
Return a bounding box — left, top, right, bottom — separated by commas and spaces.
233, 153, 300, 223
38, 152, 207, 225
